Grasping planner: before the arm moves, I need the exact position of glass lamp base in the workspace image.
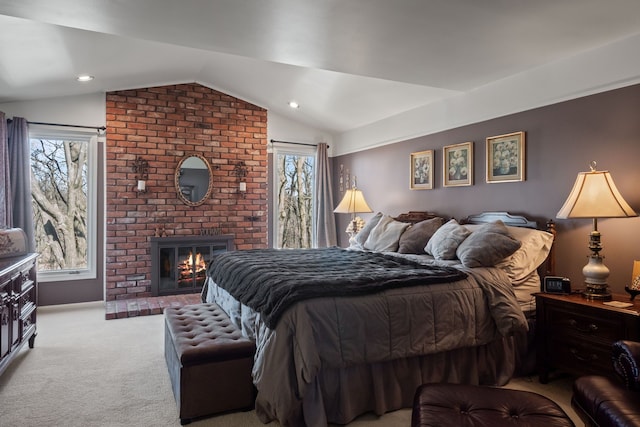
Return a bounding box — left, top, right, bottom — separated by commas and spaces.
582, 283, 612, 301
582, 253, 611, 300
345, 217, 365, 236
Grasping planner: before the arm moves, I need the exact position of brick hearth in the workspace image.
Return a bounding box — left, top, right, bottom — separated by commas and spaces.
105, 293, 201, 319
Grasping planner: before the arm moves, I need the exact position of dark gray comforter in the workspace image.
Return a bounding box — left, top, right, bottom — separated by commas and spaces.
207, 247, 467, 329
205, 251, 528, 426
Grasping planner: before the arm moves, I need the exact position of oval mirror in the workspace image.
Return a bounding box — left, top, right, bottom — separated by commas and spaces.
175, 154, 213, 207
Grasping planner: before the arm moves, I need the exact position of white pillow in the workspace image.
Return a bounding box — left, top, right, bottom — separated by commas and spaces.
466, 224, 554, 283
511, 270, 543, 310
497, 227, 554, 283
349, 212, 383, 249
363, 215, 410, 252
424, 219, 471, 260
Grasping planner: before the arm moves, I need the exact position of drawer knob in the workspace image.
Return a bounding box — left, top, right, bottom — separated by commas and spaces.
568, 319, 598, 333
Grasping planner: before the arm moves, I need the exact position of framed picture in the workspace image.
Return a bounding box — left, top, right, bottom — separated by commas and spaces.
410, 150, 433, 190
486, 131, 525, 183
443, 142, 473, 187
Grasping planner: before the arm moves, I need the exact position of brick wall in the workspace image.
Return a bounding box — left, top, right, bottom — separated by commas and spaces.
105, 83, 267, 301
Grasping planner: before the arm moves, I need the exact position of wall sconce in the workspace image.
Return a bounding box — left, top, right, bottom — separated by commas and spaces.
233, 161, 248, 197
132, 156, 149, 194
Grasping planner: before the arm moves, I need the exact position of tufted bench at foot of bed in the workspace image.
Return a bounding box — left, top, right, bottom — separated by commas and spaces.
164, 302, 256, 425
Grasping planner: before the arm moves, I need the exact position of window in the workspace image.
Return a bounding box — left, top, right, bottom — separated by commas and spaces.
272, 144, 316, 249
29, 130, 97, 281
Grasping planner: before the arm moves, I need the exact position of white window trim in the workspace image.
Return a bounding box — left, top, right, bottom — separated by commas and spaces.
269, 142, 317, 249
29, 129, 98, 282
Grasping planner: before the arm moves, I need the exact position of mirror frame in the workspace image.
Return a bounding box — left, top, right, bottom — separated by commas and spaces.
175, 154, 214, 207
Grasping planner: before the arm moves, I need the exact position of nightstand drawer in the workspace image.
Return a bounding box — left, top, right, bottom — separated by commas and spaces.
535, 292, 640, 383
549, 306, 621, 343
550, 336, 612, 374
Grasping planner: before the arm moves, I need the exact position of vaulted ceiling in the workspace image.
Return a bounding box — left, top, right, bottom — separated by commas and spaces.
2, 0, 640, 145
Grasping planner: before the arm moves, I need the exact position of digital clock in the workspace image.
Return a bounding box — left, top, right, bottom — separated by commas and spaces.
543, 276, 571, 294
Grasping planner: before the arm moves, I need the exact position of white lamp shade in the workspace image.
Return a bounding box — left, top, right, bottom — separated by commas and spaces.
334, 189, 372, 214
556, 170, 637, 219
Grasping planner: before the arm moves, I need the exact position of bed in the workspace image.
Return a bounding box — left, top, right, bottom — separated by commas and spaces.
203, 211, 555, 426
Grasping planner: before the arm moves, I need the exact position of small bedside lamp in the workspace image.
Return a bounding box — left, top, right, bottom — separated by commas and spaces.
334, 177, 372, 237
556, 161, 637, 300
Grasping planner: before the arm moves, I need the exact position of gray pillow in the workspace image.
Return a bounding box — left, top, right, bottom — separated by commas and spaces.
456, 220, 522, 268
425, 219, 471, 260
363, 215, 410, 252
397, 217, 445, 254
349, 212, 383, 248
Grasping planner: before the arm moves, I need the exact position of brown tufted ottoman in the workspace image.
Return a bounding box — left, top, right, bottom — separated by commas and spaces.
412, 383, 575, 426
164, 303, 256, 425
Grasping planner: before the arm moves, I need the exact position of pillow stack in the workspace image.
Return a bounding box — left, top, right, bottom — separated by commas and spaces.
350, 213, 445, 254
348, 214, 553, 276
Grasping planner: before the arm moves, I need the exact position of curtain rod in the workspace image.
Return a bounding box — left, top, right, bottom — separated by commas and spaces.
270, 139, 329, 148
27, 121, 106, 133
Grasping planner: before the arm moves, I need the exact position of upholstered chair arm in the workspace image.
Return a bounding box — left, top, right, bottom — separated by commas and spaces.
612, 340, 640, 390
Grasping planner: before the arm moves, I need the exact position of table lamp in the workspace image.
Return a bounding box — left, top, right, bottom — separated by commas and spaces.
334, 177, 372, 237
556, 161, 637, 300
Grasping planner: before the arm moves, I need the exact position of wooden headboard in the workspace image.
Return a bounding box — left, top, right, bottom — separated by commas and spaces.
394, 211, 443, 224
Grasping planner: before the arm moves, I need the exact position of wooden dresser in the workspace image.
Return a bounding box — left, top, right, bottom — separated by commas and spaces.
535, 292, 640, 383
0, 253, 38, 376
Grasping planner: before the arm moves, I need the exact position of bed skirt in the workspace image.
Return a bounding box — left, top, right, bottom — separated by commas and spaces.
204, 277, 534, 426
255, 332, 524, 426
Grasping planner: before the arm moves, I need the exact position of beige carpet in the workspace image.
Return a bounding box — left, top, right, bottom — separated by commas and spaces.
0, 302, 580, 427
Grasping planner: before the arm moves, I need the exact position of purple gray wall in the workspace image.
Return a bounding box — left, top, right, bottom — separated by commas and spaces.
334, 83, 640, 295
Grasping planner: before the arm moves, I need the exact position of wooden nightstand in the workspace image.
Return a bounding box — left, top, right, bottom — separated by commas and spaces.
535, 292, 640, 383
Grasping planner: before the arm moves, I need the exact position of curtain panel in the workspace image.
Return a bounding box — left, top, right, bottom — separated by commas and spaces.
0, 112, 10, 227
7, 117, 35, 251
314, 142, 337, 247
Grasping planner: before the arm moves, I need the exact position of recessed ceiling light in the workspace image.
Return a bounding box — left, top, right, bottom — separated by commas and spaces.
288, 101, 299, 109
76, 75, 94, 82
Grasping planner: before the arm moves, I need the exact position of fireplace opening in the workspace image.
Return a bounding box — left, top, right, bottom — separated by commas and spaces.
178, 250, 207, 287
151, 235, 234, 296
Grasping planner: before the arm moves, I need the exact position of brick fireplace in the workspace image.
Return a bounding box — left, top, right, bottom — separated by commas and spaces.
105, 83, 268, 302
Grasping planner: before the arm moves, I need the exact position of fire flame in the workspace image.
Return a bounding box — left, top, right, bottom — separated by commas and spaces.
185, 251, 206, 271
